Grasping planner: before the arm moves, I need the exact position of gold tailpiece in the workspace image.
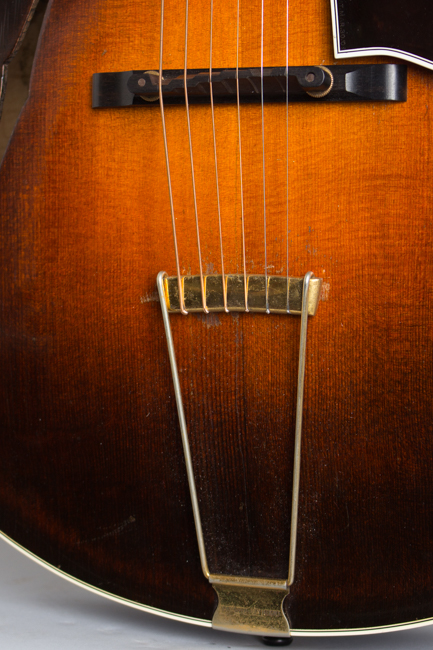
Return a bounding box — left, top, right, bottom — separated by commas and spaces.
212, 584, 290, 637
157, 271, 320, 638
163, 273, 322, 315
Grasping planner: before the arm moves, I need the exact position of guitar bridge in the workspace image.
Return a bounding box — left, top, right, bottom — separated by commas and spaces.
93, 64, 407, 108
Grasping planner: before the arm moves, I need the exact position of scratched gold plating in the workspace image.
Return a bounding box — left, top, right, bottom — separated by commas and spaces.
163, 273, 322, 315
212, 584, 290, 637
157, 271, 317, 637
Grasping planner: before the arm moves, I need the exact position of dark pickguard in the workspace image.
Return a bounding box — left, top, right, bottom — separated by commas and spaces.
332, 0, 433, 69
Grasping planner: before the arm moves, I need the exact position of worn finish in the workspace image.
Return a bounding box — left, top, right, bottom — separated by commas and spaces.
0, 0, 38, 65
0, 0, 433, 635
0, 0, 39, 116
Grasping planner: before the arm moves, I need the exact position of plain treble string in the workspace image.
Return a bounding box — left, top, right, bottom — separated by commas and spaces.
210, 0, 228, 312
184, 0, 208, 313
261, 0, 269, 313
286, 0, 290, 312
159, 0, 187, 314
236, 0, 248, 311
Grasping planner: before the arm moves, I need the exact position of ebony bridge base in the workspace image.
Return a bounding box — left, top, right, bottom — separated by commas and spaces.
92, 64, 407, 108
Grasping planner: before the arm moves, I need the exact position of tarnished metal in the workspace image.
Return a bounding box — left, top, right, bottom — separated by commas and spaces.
156, 272, 209, 579
288, 271, 313, 586
157, 270, 319, 637
212, 584, 290, 637
306, 65, 334, 98
209, 574, 288, 590
163, 273, 322, 315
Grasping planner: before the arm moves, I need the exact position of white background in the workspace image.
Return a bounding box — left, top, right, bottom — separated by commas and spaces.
1, 537, 433, 649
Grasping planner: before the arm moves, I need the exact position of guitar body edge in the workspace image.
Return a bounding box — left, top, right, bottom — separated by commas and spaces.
2, 530, 433, 637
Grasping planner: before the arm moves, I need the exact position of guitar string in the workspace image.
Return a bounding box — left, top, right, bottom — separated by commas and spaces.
159, 0, 187, 314
261, 0, 269, 313
236, 0, 248, 311
210, 0, 228, 312
286, 0, 290, 312
184, 0, 208, 313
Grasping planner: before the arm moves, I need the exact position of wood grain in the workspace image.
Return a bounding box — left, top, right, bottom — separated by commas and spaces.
0, 0, 40, 118
0, 0, 432, 632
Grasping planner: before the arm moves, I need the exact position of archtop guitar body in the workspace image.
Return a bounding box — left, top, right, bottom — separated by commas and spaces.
0, 0, 432, 639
